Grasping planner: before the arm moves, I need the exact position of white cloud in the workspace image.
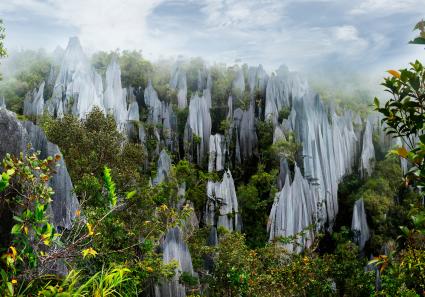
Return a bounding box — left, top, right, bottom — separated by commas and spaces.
1, 0, 422, 75
350, 0, 425, 15
1, 0, 165, 54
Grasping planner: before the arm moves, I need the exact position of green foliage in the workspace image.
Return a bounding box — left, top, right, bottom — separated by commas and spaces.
409, 20, 425, 45
371, 26, 425, 295
103, 166, 117, 207
278, 107, 291, 122
0, 50, 51, 112
41, 108, 145, 193
207, 232, 374, 297
0, 19, 6, 79
92, 50, 153, 89
270, 131, 300, 164
0, 152, 64, 295
238, 164, 277, 247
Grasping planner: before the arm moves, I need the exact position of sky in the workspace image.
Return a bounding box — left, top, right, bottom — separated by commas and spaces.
0, 0, 424, 78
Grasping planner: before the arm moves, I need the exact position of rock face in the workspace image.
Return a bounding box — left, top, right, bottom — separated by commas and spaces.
144, 80, 163, 124
103, 57, 128, 130
232, 68, 245, 97
359, 119, 375, 178
153, 149, 172, 185
351, 198, 370, 250
0, 97, 5, 109
208, 134, 226, 172
268, 167, 317, 253
267, 68, 371, 251
48, 37, 104, 119
152, 151, 197, 297
265, 66, 308, 125
205, 170, 242, 232
155, 227, 196, 297
185, 93, 212, 165
23, 81, 45, 117
233, 103, 258, 162
170, 63, 188, 109
0, 109, 79, 229
247, 65, 269, 95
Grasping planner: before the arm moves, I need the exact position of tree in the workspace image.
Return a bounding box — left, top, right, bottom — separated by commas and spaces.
0, 19, 7, 80
372, 20, 425, 296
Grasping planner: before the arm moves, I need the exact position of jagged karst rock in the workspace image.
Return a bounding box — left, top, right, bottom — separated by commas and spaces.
155, 227, 196, 297
144, 80, 163, 124
351, 198, 370, 250
184, 93, 211, 165
0, 109, 79, 229
24, 81, 45, 117
151, 150, 197, 297
104, 57, 128, 130
48, 37, 104, 119
247, 65, 269, 95
233, 103, 257, 163
205, 170, 242, 232
208, 134, 226, 172
153, 150, 172, 185
268, 167, 317, 253
265, 65, 309, 125
359, 118, 375, 177
170, 63, 188, 109
232, 68, 245, 97
0, 96, 6, 109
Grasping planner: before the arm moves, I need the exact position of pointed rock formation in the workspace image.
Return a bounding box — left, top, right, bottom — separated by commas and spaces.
208, 134, 226, 172
232, 68, 245, 97
268, 167, 318, 253
155, 227, 196, 297
23, 81, 45, 117
351, 198, 370, 250
104, 57, 128, 130
184, 93, 211, 165
265, 65, 308, 125
170, 63, 187, 109
153, 150, 172, 185
205, 170, 242, 232
48, 37, 104, 119
359, 119, 375, 178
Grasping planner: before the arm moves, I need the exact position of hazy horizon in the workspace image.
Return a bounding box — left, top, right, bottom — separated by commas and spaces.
1, 0, 424, 77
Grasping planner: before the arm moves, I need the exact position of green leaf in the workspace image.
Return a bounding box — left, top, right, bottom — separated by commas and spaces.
126, 190, 137, 199
11, 224, 22, 235
103, 166, 117, 207
409, 37, 425, 45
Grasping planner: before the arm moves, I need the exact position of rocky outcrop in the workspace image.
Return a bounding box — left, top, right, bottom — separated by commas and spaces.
232, 68, 245, 97
153, 149, 172, 185
23, 81, 45, 117
208, 134, 226, 172
144, 80, 163, 124
152, 150, 197, 297
268, 167, 317, 253
359, 119, 375, 178
48, 37, 104, 119
0, 97, 5, 109
170, 63, 187, 109
233, 103, 257, 163
0, 108, 79, 229
268, 76, 368, 251
351, 198, 370, 250
184, 93, 212, 165
104, 58, 128, 130
247, 65, 269, 95
205, 170, 242, 232
265, 66, 308, 125
155, 227, 196, 297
